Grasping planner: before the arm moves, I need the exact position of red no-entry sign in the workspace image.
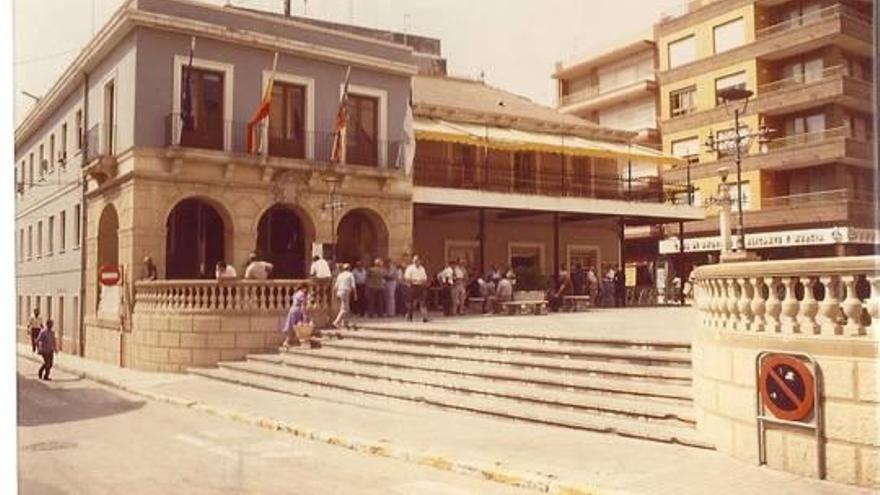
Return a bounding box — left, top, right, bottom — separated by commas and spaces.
99, 264, 121, 286
759, 354, 815, 422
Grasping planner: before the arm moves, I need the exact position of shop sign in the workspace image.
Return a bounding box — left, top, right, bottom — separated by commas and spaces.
659, 227, 880, 254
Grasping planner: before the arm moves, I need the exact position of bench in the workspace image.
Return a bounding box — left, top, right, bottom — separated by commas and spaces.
562, 295, 591, 312
468, 297, 488, 313
501, 300, 548, 316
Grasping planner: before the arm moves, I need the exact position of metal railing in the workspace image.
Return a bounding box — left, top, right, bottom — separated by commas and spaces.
761, 188, 873, 208
559, 78, 655, 107
756, 4, 871, 39
413, 160, 687, 204
84, 123, 117, 163
164, 113, 403, 168
764, 126, 848, 152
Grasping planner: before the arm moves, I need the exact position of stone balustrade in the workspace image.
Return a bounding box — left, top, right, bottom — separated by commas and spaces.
691, 255, 880, 487
135, 278, 332, 315
693, 255, 879, 338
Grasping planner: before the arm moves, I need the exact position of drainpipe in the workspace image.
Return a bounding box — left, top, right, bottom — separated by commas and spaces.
78, 70, 89, 357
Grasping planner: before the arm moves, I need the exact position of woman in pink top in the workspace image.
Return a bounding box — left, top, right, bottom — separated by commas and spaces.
281, 285, 308, 348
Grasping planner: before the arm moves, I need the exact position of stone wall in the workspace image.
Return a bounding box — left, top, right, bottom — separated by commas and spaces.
693, 255, 880, 487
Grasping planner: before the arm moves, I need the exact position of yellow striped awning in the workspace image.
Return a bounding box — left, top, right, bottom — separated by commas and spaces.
414, 118, 682, 165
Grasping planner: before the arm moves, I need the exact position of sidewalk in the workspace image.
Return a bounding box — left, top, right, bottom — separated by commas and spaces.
17, 344, 872, 495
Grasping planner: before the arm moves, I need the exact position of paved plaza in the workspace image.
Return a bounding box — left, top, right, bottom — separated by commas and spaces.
16, 308, 874, 495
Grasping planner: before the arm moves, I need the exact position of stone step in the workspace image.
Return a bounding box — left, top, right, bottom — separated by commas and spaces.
193, 362, 712, 449
270, 346, 693, 402
336, 329, 692, 367
245, 353, 695, 425
320, 338, 693, 383
356, 324, 692, 353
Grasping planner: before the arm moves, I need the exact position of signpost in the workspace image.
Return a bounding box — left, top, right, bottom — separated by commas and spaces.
755, 351, 823, 479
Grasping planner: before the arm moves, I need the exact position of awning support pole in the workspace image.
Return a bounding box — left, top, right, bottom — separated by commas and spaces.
479, 208, 486, 276
553, 212, 560, 287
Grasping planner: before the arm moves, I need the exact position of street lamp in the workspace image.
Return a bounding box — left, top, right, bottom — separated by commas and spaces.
703, 87, 772, 253
320, 170, 346, 253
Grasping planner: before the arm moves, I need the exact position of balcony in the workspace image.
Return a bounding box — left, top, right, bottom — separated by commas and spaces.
558, 78, 657, 114
84, 122, 118, 183
661, 66, 873, 134
663, 127, 873, 182
670, 188, 875, 236
659, 4, 873, 85
163, 113, 403, 169
413, 160, 685, 204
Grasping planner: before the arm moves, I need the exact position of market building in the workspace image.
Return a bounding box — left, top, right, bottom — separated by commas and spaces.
654, 0, 877, 266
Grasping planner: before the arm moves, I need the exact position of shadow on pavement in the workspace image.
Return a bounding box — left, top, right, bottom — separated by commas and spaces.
17, 374, 147, 427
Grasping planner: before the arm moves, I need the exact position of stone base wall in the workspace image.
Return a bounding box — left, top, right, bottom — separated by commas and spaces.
82, 318, 128, 367
128, 312, 287, 372
693, 330, 879, 487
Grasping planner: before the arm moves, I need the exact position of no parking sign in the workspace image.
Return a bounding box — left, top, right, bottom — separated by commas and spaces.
759, 354, 816, 422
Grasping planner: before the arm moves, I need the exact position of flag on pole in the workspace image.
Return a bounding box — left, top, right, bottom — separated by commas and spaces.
247, 52, 279, 155
330, 66, 352, 164
180, 36, 196, 132
401, 85, 415, 176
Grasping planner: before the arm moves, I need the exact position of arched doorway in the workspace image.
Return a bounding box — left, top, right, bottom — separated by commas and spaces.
96, 204, 119, 313
256, 205, 311, 278
166, 198, 227, 279
336, 208, 389, 265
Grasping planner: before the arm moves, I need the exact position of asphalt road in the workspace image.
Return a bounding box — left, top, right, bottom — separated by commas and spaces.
16, 358, 535, 495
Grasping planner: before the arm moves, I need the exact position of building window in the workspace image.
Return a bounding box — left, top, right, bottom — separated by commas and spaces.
49, 134, 56, 172
104, 79, 116, 155
713, 17, 745, 54
180, 67, 226, 150
728, 181, 752, 210
74, 204, 81, 248
60, 122, 68, 164
509, 243, 544, 273
76, 109, 84, 150
17, 296, 22, 325
268, 81, 307, 159
668, 35, 696, 69
784, 113, 826, 144
19, 228, 24, 262
28, 153, 34, 186
715, 72, 747, 105
671, 137, 700, 165
48, 216, 55, 254
37, 220, 43, 257
782, 57, 823, 84
346, 93, 379, 166
60, 210, 67, 251
513, 152, 536, 193
27, 225, 33, 259
669, 86, 697, 117
39, 144, 46, 178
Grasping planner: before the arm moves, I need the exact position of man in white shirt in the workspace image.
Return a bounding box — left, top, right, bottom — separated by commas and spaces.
451, 259, 468, 316
403, 255, 429, 322
333, 263, 357, 329
437, 261, 454, 316
244, 254, 273, 280
496, 276, 514, 302
309, 255, 332, 280
215, 261, 237, 281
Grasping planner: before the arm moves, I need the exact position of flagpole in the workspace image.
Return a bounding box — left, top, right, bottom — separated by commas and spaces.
261, 52, 279, 158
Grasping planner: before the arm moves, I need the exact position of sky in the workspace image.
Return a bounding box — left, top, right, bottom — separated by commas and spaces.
12, 0, 682, 125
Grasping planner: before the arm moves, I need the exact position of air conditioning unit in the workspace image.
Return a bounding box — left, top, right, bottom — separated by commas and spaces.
58, 151, 67, 165
15, 182, 24, 194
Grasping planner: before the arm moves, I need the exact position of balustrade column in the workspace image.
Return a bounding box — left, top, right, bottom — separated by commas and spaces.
725, 279, 739, 331
780, 277, 799, 333
737, 278, 753, 332
709, 279, 723, 328
818, 275, 842, 335
867, 276, 880, 337
764, 277, 782, 333
750, 277, 766, 332
841, 275, 865, 336
797, 277, 819, 334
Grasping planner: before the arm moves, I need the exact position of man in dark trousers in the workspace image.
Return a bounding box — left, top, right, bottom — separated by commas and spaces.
27, 308, 43, 353
36, 319, 57, 381
614, 266, 627, 307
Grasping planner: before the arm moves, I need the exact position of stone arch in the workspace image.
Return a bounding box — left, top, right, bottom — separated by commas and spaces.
165, 196, 233, 279
97, 203, 120, 269
255, 203, 316, 278
336, 207, 390, 265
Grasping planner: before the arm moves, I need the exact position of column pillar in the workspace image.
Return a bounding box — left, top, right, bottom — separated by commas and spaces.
553, 212, 560, 286
478, 208, 486, 275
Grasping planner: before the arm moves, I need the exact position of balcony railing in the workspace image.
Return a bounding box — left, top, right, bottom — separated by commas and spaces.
559, 78, 655, 107
762, 188, 874, 209
134, 279, 332, 315
757, 65, 850, 95
84, 123, 117, 163
756, 3, 871, 39
764, 126, 848, 152
164, 113, 403, 168
414, 160, 687, 204
693, 255, 880, 338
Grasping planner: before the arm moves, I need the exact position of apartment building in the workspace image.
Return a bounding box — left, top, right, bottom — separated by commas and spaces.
15, 94, 85, 353
655, 0, 877, 264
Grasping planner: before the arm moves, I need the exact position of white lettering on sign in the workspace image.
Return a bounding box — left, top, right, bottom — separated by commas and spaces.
659, 227, 880, 254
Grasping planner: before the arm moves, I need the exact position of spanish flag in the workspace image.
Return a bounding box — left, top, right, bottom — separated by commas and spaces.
330, 66, 352, 164
247, 52, 279, 155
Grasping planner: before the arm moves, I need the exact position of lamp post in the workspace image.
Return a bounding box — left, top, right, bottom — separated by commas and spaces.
320, 170, 346, 260
703, 87, 772, 253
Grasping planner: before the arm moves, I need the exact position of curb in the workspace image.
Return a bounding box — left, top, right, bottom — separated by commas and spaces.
17, 350, 635, 495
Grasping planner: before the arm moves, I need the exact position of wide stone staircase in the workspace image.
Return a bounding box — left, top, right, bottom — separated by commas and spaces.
190, 325, 712, 449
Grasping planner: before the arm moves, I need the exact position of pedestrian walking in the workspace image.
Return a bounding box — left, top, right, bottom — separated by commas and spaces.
280, 285, 308, 348
352, 261, 367, 317
27, 308, 43, 353
384, 258, 399, 317
36, 319, 56, 381
366, 258, 386, 318
332, 263, 357, 329
404, 255, 429, 322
